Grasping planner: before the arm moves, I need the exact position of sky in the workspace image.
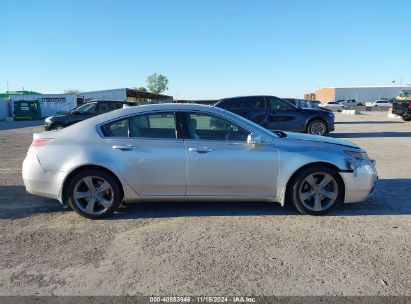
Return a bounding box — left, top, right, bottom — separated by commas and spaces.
1, 0, 410, 99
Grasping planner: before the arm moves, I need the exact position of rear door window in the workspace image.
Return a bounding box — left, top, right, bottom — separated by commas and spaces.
102, 112, 177, 139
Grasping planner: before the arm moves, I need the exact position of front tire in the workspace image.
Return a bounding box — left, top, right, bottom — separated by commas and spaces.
402, 115, 411, 121
51, 124, 64, 131
288, 165, 344, 215
67, 169, 123, 219
307, 119, 328, 136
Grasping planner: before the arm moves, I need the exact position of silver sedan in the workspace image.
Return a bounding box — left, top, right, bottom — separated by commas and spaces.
22, 103, 377, 219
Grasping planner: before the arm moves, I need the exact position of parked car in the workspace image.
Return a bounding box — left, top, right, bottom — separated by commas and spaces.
319, 101, 344, 112
213, 96, 335, 136
284, 98, 332, 112
392, 100, 411, 121
44, 100, 133, 131
22, 103, 377, 219
336, 99, 364, 107
365, 100, 393, 107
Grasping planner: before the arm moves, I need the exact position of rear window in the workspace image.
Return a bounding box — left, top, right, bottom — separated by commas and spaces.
102, 112, 177, 139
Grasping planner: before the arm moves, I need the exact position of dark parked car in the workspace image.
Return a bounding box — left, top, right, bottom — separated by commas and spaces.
392, 100, 411, 121
44, 100, 133, 131
213, 95, 335, 136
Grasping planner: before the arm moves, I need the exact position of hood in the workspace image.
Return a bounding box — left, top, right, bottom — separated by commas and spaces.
283, 132, 359, 149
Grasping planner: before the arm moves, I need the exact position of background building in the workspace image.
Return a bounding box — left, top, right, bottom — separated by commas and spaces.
78, 88, 173, 104
314, 86, 411, 103
0, 88, 174, 120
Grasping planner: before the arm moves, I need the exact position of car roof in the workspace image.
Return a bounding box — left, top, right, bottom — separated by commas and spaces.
82, 103, 214, 125
84, 99, 128, 103
219, 95, 281, 100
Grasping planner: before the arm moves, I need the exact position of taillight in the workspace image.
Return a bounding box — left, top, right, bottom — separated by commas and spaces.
29, 138, 52, 150
408, 102, 411, 109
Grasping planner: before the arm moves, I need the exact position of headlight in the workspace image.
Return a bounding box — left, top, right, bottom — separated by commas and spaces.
344, 150, 368, 160
45, 117, 52, 123
344, 150, 375, 171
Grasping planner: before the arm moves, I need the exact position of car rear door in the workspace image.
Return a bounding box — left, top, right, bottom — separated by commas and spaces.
103, 111, 187, 196
182, 111, 279, 197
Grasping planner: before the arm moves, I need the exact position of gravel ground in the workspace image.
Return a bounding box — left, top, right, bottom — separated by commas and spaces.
0, 112, 410, 296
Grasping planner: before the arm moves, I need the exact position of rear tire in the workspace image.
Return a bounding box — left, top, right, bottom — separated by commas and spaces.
288, 165, 344, 215
307, 119, 328, 136
402, 115, 411, 121
67, 169, 123, 219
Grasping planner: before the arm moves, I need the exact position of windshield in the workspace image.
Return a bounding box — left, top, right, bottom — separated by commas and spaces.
72, 102, 97, 114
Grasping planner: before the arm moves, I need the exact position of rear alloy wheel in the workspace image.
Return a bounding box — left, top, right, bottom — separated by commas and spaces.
307, 120, 327, 136
67, 169, 122, 219
402, 115, 411, 122
289, 165, 344, 215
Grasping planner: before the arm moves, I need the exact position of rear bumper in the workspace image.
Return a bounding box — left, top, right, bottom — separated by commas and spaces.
392, 109, 409, 116
340, 164, 378, 203
22, 152, 66, 202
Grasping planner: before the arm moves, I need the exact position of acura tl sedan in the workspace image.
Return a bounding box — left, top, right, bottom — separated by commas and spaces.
23, 104, 377, 219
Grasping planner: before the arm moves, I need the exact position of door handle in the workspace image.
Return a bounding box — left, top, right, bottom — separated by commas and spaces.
189, 147, 213, 154
112, 145, 134, 151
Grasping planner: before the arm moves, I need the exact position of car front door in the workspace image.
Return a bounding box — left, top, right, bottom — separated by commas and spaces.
264, 96, 301, 131
229, 97, 269, 128
183, 111, 279, 197
103, 112, 187, 196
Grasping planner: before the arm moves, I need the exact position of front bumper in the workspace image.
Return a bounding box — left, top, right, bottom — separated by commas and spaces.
340, 163, 378, 203
22, 152, 66, 202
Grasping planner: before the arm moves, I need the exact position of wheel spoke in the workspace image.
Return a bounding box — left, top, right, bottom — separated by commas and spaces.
96, 196, 112, 209
85, 197, 96, 213
313, 194, 322, 211
319, 174, 333, 188
83, 177, 97, 193
321, 190, 337, 201
305, 174, 316, 187
74, 190, 91, 200
96, 181, 111, 194
300, 191, 314, 202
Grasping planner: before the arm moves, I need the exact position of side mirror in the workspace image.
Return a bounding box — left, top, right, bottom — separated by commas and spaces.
71, 110, 80, 115
247, 133, 263, 145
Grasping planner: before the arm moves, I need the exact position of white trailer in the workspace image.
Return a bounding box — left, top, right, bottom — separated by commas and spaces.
9, 94, 77, 118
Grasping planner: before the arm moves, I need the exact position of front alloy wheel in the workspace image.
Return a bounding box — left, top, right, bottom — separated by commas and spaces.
307, 120, 327, 136
289, 165, 344, 215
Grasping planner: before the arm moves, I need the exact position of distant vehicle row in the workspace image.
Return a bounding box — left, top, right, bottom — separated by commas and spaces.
45, 96, 335, 136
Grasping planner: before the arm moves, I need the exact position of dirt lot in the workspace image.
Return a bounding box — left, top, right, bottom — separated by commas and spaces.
0, 112, 410, 296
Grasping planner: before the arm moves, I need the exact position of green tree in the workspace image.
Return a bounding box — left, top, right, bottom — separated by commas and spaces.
146, 73, 169, 94
137, 87, 147, 92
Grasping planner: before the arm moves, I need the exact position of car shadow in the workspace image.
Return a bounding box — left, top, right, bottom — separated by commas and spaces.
330, 132, 411, 138
0, 185, 63, 220
111, 178, 411, 219
335, 121, 403, 125
1, 179, 410, 220
0, 120, 43, 131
